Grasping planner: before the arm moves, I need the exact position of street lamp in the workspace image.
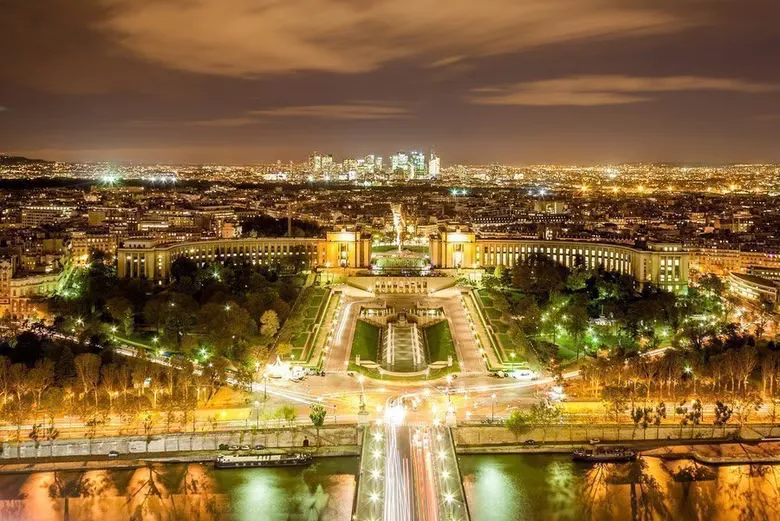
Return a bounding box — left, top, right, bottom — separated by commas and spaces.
491, 393, 497, 423
263, 372, 268, 401
253, 400, 260, 429
358, 375, 366, 410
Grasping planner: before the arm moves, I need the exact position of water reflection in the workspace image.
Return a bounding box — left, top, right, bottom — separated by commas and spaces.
461, 455, 780, 521
0, 458, 358, 521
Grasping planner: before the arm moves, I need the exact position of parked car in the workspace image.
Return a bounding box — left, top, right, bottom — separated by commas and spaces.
524, 440, 536, 445
589, 438, 601, 445
107, 450, 120, 458
254, 444, 266, 450
229, 445, 240, 451
218, 444, 229, 450
240, 445, 251, 451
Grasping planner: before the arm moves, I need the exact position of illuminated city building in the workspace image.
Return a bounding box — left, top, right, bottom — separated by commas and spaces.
20, 205, 76, 227
70, 231, 119, 265
688, 247, 780, 275
728, 272, 778, 306
429, 226, 689, 291
428, 153, 440, 180
117, 229, 372, 280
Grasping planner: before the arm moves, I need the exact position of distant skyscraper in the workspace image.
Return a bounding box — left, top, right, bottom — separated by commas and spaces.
428, 152, 440, 179
321, 154, 333, 173
375, 156, 384, 173
309, 152, 322, 173
410, 151, 426, 178
391, 152, 409, 174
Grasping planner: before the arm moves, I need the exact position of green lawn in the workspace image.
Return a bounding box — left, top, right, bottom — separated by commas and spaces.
424, 321, 456, 362
557, 345, 577, 360
352, 320, 380, 362
485, 307, 503, 320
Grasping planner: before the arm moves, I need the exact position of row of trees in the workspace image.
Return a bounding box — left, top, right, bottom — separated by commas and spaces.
577, 340, 780, 402
0, 349, 239, 447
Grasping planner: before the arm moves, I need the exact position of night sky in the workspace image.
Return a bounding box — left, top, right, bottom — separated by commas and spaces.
1, 0, 779, 164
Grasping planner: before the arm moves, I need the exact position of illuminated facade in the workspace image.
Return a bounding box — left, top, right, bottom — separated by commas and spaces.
117, 229, 371, 280
429, 227, 689, 291
728, 272, 778, 306
689, 247, 780, 275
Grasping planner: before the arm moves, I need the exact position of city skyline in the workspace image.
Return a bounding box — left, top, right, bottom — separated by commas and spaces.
2, 1, 780, 164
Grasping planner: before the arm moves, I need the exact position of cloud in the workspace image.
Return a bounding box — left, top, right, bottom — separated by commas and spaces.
127, 103, 407, 129
249, 104, 409, 120
128, 117, 260, 128
471, 75, 778, 106
98, 0, 688, 77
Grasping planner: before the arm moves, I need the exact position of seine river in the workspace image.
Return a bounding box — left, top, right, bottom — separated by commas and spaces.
0, 455, 779, 520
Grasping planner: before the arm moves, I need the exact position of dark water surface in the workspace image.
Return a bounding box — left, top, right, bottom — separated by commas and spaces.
460, 454, 780, 521
1, 455, 779, 520
0, 457, 358, 521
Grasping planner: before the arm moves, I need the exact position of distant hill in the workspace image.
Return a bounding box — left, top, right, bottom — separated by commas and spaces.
0, 154, 53, 165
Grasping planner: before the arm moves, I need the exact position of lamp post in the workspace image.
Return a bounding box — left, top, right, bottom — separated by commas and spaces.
263, 372, 268, 401
358, 375, 366, 410
491, 393, 497, 423
253, 400, 260, 429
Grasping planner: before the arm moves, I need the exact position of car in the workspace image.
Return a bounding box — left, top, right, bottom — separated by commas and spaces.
589, 438, 601, 445
240, 445, 251, 451
107, 450, 120, 458
229, 445, 240, 451
218, 443, 229, 450
254, 444, 266, 450
524, 440, 536, 445
511, 370, 538, 380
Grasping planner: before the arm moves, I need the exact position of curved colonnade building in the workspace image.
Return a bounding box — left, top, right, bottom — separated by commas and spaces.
429, 227, 688, 292
117, 230, 371, 280
117, 225, 688, 290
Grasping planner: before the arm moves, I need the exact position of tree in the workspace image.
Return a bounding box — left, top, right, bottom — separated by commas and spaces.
281, 405, 297, 427
0, 355, 11, 404
733, 392, 762, 430
28, 359, 55, 407
260, 310, 281, 338
3, 398, 29, 456
74, 353, 101, 407
528, 399, 562, 443
698, 274, 725, 298
601, 386, 629, 425
494, 265, 508, 285
713, 401, 733, 437
8, 363, 29, 402
564, 294, 590, 360
276, 343, 293, 359
505, 410, 531, 441
199, 302, 255, 356
101, 363, 120, 409
143, 298, 168, 335
55, 346, 77, 385
309, 404, 327, 447
106, 296, 134, 336
163, 293, 199, 348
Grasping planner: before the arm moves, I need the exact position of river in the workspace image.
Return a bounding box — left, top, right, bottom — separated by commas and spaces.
0, 455, 779, 520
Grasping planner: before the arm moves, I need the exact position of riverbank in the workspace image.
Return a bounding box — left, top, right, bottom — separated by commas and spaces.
0, 445, 360, 475
644, 441, 780, 465
456, 438, 780, 466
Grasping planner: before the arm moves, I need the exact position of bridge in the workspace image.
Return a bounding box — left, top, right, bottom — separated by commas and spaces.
354, 413, 470, 520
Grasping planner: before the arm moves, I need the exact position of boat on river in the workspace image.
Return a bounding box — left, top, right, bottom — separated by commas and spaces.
572, 447, 638, 462
215, 453, 313, 469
